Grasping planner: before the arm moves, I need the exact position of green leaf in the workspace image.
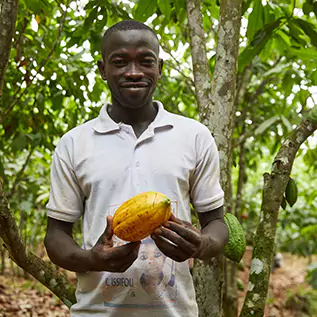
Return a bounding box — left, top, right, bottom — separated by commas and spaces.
282, 71, 294, 96
254, 116, 279, 135
96, 7, 108, 31
303, 2, 314, 15
308, 105, 317, 124
314, 2, 317, 18
11, 134, 28, 152
287, 47, 317, 61
52, 91, 64, 110
293, 18, 317, 48
263, 3, 276, 24
246, 0, 264, 41
84, 0, 98, 10
307, 265, 317, 290
84, 6, 99, 30
276, 30, 292, 47
239, 20, 281, 71
242, 0, 253, 16
281, 115, 293, 132
157, 0, 171, 19
205, 0, 220, 20
27, 0, 51, 14
313, 70, 317, 85
133, 0, 158, 22
27, 0, 42, 13
288, 20, 307, 46
174, 0, 187, 24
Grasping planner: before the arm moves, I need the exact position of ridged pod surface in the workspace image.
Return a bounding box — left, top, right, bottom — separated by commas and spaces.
224, 213, 246, 263
113, 191, 172, 242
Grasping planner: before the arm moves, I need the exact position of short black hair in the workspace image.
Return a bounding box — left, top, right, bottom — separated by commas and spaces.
101, 20, 159, 58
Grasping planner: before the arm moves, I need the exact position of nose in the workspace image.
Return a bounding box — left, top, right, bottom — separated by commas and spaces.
124, 62, 143, 80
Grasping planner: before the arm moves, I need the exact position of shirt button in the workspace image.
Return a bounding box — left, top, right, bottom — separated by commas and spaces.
136, 162, 140, 167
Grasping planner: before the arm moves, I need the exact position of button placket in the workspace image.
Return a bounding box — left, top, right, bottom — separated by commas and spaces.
131, 145, 140, 189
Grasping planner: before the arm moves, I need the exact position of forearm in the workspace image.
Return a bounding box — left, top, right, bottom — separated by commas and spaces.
197, 219, 229, 260
44, 229, 92, 273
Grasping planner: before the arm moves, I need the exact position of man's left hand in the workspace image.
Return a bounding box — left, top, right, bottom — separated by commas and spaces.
151, 214, 202, 262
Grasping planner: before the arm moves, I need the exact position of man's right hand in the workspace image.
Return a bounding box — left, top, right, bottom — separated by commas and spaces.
89, 216, 141, 272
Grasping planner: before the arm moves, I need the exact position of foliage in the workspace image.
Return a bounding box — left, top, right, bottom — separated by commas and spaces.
285, 285, 317, 316
306, 262, 317, 290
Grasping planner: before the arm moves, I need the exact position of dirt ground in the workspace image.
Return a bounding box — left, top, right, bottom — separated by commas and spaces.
0, 248, 316, 317
238, 247, 317, 317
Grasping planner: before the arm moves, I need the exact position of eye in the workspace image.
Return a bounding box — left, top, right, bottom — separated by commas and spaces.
111, 59, 126, 66
141, 59, 155, 66
140, 252, 147, 260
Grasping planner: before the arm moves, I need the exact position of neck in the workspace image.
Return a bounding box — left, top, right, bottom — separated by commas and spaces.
109, 100, 157, 126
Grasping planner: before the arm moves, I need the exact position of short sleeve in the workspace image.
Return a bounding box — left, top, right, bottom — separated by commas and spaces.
46, 137, 84, 222
190, 127, 224, 212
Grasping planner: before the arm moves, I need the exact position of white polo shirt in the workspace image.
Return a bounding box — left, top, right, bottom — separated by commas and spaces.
47, 101, 224, 317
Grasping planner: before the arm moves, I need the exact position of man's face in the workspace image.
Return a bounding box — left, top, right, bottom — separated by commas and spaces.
98, 29, 163, 109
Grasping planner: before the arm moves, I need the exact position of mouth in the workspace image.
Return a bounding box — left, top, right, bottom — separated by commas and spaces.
120, 82, 149, 88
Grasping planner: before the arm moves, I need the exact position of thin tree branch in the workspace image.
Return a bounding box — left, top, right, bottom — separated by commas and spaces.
0, 180, 76, 307
163, 60, 195, 95
235, 63, 252, 106
7, 147, 34, 199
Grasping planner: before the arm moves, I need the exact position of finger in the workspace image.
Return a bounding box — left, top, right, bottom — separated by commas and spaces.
166, 215, 196, 232
152, 235, 189, 262
163, 221, 201, 245
107, 243, 140, 272
97, 216, 114, 246
168, 213, 180, 222
154, 227, 197, 256
111, 241, 141, 257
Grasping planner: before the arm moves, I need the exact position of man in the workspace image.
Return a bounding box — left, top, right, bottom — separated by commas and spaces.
45, 20, 229, 317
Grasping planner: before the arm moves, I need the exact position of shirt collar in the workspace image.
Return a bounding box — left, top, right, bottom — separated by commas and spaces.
93, 101, 174, 134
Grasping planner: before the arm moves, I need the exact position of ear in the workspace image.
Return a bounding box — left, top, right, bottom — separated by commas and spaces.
97, 60, 107, 81
158, 58, 164, 78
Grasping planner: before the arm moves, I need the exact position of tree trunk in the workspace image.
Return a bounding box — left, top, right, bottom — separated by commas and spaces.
0, 0, 19, 97
239, 111, 317, 317
187, 0, 242, 316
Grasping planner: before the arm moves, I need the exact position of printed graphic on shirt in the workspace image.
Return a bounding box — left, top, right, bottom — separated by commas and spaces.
103, 201, 180, 309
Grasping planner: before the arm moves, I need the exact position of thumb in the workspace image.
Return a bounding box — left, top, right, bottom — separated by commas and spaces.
169, 213, 181, 223
97, 216, 114, 247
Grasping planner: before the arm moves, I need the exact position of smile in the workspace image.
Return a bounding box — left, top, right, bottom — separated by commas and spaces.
120, 82, 149, 88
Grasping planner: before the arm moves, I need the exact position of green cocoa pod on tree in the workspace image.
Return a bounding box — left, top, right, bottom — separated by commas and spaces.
285, 177, 298, 207
224, 213, 247, 263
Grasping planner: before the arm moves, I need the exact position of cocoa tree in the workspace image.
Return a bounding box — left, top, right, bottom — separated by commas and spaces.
187, 0, 242, 316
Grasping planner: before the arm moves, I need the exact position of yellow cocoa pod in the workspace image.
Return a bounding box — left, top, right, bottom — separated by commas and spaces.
113, 191, 172, 242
